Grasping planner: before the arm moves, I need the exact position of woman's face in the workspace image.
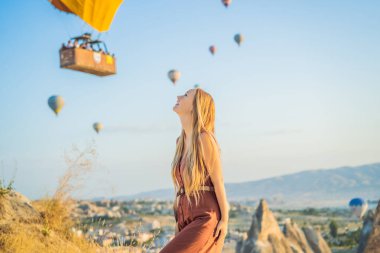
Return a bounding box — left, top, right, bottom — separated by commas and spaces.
173, 89, 196, 115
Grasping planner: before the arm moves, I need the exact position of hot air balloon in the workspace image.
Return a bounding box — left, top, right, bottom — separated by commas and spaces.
49, 0, 120, 76
234, 33, 244, 46
194, 84, 200, 88
221, 0, 231, 8
349, 198, 368, 219
168, 70, 181, 85
93, 122, 104, 134
48, 95, 65, 116
48, 0, 123, 32
209, 45, 216, 55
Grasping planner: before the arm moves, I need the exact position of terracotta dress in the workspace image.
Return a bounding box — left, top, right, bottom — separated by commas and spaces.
160, 153, 225, 253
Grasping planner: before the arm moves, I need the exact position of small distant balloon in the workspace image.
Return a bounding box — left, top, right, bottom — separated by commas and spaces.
194, 84, 200, 88
234, 33, 244, 46
349, 198, 368, 219
93, 122, 104, 134
168, 69, 181, 85
222, 0, 231, 8
209, 45, 216, 55
48, 95, 64, 116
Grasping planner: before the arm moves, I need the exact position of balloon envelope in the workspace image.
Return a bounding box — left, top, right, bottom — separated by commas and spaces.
93, 122, 104, 133
48, 95, 64, 116
209, 45, 216, 55
222, 0, 231, 7
349, 198, 368, 219
49, 0, 123, 32
168, 70, 181, 84
234, 33, 244, 46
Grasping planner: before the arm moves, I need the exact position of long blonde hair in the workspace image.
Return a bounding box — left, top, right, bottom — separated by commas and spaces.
171, 88, 221, 207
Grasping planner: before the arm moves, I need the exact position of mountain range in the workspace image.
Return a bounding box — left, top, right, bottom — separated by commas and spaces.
109, 162, 380, 208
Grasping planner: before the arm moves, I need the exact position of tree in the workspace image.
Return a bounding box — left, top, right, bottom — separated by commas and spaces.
329, 220, 338, 238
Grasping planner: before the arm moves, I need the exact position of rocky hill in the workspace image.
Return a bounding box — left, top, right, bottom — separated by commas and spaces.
236, 199, 331, 253
115, 162, 380, 207
0, 191, 98, 253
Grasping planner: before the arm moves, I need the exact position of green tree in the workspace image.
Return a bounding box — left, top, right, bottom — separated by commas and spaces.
329, 220, 338, 238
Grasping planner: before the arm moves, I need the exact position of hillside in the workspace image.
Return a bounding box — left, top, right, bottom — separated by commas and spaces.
0, 191, 98, 253
113, 163, 380, 208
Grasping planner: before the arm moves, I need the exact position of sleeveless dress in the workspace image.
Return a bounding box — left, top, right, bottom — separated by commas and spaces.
160, 148, 226, 253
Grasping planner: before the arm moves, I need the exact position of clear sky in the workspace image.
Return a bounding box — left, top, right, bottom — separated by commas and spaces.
0, 1, 379, 200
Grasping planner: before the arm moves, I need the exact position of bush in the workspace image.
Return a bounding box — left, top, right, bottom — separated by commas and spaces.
0, 179, 14, 196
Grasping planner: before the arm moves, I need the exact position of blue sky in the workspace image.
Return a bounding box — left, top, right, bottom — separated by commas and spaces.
0, 1, 379, 199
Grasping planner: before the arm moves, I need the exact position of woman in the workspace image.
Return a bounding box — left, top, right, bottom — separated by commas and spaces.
160, 88, 229, 253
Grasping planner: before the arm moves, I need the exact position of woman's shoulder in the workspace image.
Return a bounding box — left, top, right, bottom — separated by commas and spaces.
200, 129, 217, 143
199, 130, 220, 153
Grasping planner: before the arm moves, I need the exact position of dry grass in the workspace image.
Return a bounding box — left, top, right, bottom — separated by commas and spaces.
0, 222, 98, 253
0, 141, 166, 252
0, 141, 99, 253
35, 141, 98, 234
0, 180, 13, 197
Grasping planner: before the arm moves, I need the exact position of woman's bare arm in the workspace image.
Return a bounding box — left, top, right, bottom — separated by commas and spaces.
200, 132, 230, 222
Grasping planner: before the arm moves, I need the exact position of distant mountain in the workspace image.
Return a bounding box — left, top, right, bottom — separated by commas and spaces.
109, 163, 380, 208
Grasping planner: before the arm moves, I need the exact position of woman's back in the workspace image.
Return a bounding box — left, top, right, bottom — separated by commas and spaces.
175, 150, 214, 189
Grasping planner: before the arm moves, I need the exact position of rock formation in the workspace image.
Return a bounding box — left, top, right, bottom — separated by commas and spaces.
236, 199, 332, 253
358, 200, 380, 253
0, 191, 41, 223
302, 226, 331, 253
283, 218, 313, 253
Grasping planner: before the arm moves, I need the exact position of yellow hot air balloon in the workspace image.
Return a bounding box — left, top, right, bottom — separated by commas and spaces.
93, 122, 104, 134
49, 0, 123, 32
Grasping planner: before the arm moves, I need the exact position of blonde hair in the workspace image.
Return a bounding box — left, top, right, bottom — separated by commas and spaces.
171, 88, 221, 208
